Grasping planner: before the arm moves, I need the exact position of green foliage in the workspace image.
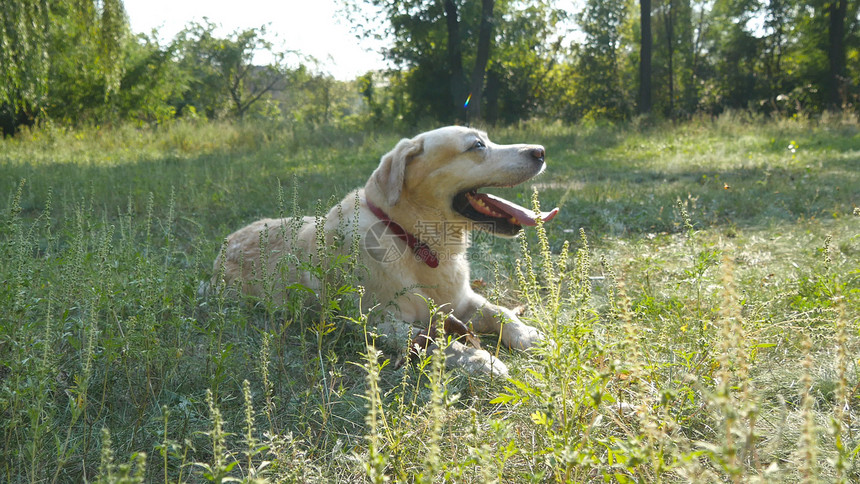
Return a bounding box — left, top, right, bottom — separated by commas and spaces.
1, 0, 859, 139
484, 4, 570, 124
340, 0, 860, 124
342, 0, 568, 124
4, 0, 860, 134
569, 0, 633, 120
110, 33, 185, 124
1, 2, 365, 134
0, 0, 132, 130
172, 21, 304, 120
0, 0, 51, 120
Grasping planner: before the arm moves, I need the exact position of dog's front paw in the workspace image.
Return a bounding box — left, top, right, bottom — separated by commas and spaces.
444, 341, 509, 377
468, 349, 510, 377
503, 322, 544, 350
469, 349, 510, 377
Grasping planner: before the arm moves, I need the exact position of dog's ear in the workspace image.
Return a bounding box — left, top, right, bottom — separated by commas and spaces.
373, 137, 423, 206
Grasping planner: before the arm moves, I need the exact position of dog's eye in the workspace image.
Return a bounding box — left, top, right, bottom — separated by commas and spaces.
472, 139, 486, 150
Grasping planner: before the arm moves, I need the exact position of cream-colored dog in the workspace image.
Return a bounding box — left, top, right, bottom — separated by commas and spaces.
211, 126, 558, 376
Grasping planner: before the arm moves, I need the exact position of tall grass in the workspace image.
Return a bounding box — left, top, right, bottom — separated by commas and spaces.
1, 115, 858, 482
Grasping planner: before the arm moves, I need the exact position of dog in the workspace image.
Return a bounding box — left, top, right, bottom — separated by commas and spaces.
211, 126, 558, 376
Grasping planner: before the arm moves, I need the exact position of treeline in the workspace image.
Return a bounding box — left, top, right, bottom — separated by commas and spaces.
348, 0, 860, 124
0, 1, 356, 135
2, 0, 858, 135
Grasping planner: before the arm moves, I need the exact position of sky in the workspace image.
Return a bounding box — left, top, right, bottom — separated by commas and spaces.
122, 0, 390, 80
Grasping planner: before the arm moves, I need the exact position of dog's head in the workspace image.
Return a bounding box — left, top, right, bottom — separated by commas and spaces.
368, 126, 558, 238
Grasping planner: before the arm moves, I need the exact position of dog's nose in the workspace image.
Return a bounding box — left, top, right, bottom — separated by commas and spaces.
530, 147, 545, 163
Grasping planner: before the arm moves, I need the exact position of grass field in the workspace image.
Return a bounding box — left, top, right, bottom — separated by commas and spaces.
1, 114, 858, 482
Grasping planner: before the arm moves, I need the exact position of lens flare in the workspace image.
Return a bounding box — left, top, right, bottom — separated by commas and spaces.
464, 94, 472, 108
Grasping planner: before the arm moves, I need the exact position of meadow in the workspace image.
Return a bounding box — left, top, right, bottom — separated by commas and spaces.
1, 114, 858, 482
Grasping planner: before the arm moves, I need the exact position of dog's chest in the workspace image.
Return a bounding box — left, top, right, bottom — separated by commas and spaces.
363, 254, 471, 321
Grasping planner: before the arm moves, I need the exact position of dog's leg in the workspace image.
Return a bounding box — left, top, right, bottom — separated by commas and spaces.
437, 340, 509, 377
458, 293, 544, 350
374, 318, 508, 376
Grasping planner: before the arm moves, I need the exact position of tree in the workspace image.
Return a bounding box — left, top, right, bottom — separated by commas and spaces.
484, 3, 568, 123
663, 0, 676, 114
652, 0, 698, 117
467, 0, 495, 121
762, 0, 791, 102
113, 33, 186, 124
826, 0, 850, 108
702, 0, 759, 112
442, 0, 468, 117
47, 0, 132, 122
415, 0, 495, 121
341, 0, 458, 121
340, 0, 563, 124
573, 0, 632, 120
640, 0, 653, 114
0, 0, 50, 132
174, 22, 298, 119
0, 0, 130, 132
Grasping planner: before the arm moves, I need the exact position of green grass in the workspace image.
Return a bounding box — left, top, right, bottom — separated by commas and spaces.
1, 114, 858, 482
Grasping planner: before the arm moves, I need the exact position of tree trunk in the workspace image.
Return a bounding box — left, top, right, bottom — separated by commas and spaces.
443, 0, 466, 120
485, 69, 500, 124
827, 0, 848, 109
467, 0, 495, 122
664, 0, 675, 117
639, 0, 652, 114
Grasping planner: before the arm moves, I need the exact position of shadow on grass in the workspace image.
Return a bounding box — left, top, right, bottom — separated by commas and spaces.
534, 152, 858, 238
1, 144, 383, 246
3, 118, 857, 248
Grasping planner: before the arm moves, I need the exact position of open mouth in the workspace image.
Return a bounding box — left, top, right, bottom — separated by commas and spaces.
453, 189, 559, 236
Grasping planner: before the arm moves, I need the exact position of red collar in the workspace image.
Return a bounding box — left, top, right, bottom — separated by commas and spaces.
365, 199, 439, 268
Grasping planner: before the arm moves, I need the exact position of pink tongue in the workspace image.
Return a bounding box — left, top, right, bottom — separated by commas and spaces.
474, 193, 559, 226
